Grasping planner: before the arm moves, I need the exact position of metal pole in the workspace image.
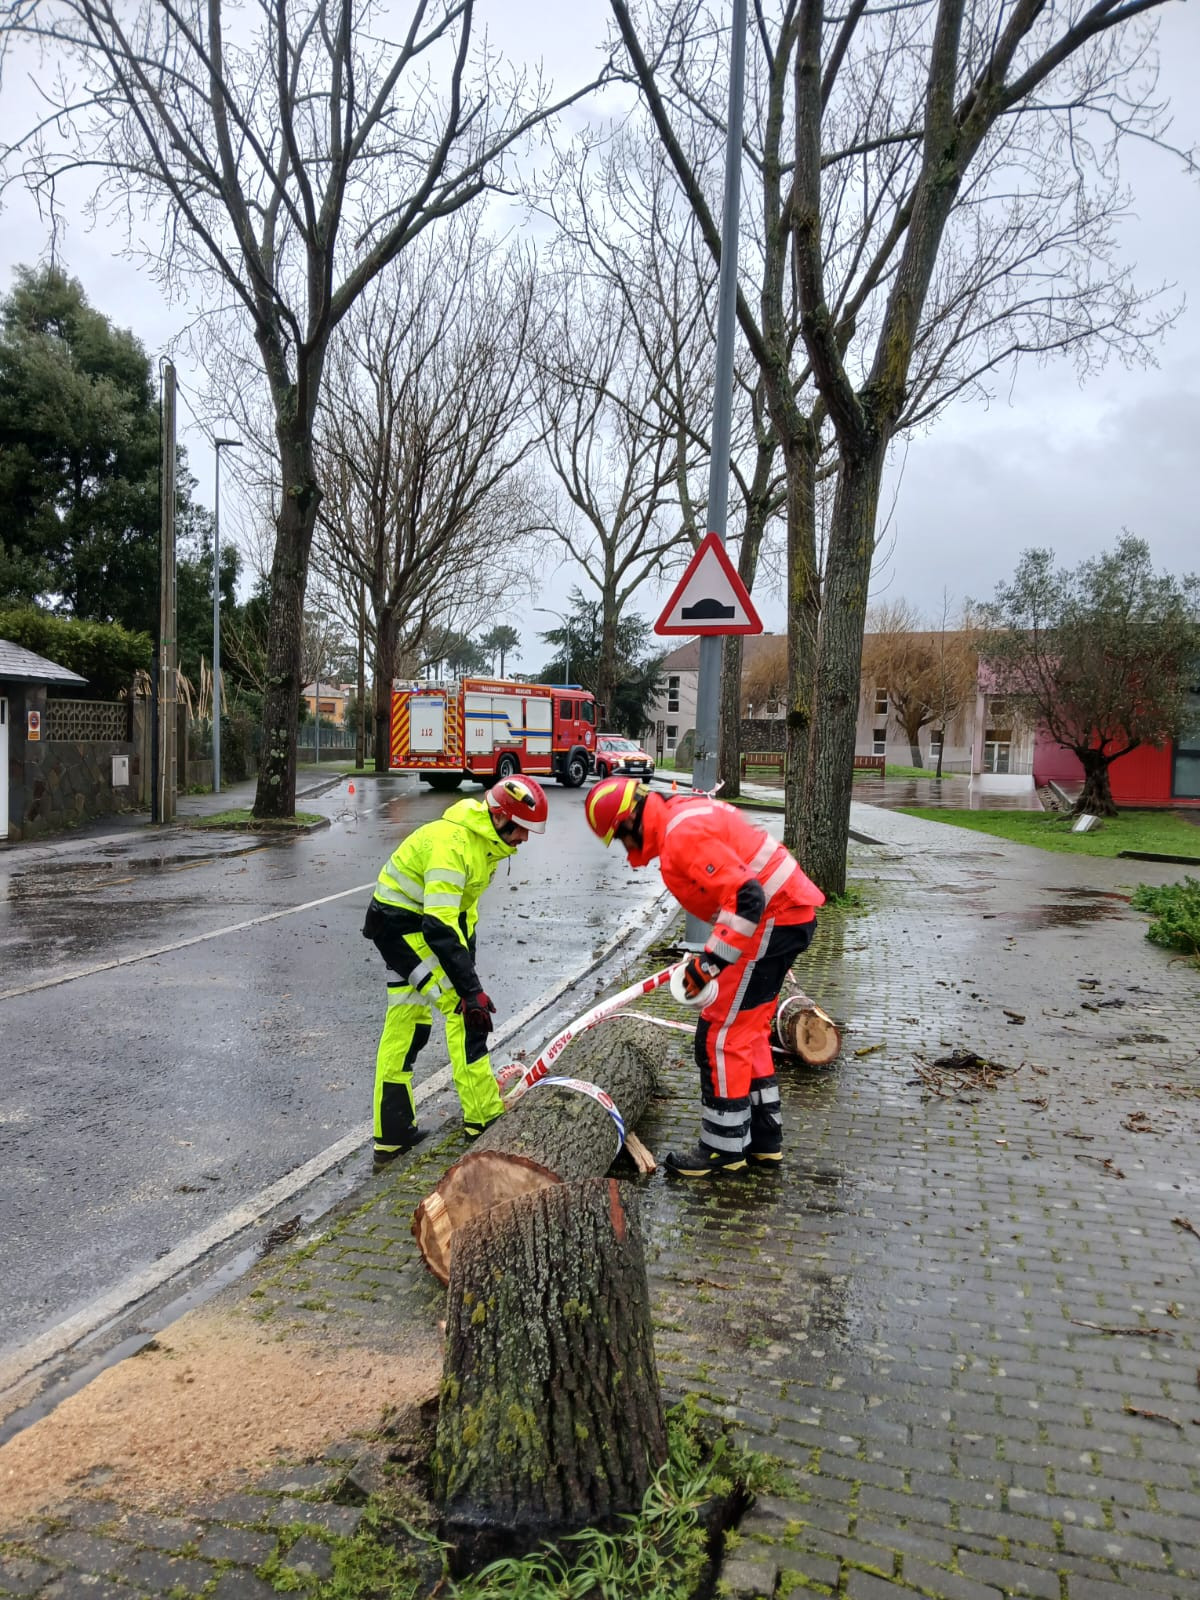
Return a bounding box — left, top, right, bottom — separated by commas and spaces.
314, 675, 320, 764
687, 0, 747, 946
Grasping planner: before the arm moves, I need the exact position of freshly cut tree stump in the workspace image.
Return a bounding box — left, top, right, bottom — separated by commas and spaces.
772, 990, 842, 1066
434, 1176, 666, 1560
413, 1013, 664, 1283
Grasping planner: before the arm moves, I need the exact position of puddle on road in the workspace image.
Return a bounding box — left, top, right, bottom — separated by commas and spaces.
7, 844, 270, 897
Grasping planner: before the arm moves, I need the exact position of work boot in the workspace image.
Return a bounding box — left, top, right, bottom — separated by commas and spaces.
372, 1128, 429, 1173
746, 1145, 783, 1164
664, 1143, 747, 1178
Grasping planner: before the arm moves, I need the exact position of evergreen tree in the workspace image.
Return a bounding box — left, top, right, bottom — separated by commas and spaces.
0, 264, 215, 638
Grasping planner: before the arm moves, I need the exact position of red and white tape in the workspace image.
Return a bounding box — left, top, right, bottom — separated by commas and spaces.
500, 964, 676, 1106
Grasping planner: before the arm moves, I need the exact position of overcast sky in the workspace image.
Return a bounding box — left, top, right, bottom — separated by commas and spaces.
1, 0, 1197, 670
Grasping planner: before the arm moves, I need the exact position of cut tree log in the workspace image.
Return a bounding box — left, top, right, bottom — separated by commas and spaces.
412, 1013, 666, 1283
434, 1176, 666, 1561
772, 991, 842, 1066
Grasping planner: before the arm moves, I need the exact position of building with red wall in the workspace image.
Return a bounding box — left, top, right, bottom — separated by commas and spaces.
1034, 695, 1200, 807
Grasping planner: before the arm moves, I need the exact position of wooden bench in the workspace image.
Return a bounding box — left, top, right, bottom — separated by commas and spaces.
741, 750, 786, 779
853, 754, 885, 777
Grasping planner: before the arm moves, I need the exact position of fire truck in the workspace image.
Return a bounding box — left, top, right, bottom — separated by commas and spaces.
389, 677, 598, 791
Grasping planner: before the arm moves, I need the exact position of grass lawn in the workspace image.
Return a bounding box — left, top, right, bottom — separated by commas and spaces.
882, 762, 964, 780
897, 806, 1200, 860
188, 808, 326, 831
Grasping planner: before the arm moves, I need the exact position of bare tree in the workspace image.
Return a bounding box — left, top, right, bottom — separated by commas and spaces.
740, 633, 788, 716
310, 226, 545, 769
532, 262, 709, 718
611, 0, 1185, 890
861, 600, 940, 767
2, 0, 603, 815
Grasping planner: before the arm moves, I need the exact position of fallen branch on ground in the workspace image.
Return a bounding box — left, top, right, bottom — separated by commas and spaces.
1070, 1319, 1174, 1337
911, 1050, 1021, 1098
1123, 1404, 1183, 1428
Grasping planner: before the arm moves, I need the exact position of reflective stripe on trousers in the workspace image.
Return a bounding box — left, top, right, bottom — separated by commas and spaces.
370, 928, 504, 1147
693, 916, 817, 1156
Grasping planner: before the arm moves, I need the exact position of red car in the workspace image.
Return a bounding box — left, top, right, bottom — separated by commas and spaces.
593, 734, 656, 779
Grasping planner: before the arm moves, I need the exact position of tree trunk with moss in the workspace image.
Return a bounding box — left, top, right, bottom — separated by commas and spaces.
802, 448, 886, 895
434, 1176, 666, 1562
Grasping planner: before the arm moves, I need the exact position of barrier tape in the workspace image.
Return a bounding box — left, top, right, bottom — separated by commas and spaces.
503, 964, 676, 1106
525, 1075, 626, 1150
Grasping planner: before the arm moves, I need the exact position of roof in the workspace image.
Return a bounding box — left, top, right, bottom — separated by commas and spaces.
0, 639, 88, 685
657, 634, 786, 673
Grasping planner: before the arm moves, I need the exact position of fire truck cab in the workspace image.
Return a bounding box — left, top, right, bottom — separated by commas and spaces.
390, 677, 597, 791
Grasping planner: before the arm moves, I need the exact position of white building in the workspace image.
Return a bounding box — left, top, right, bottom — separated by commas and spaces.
645, 636, 788, 757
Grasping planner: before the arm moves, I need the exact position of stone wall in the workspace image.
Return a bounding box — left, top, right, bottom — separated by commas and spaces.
740, 717, 787, 753
3, 686, 148, 842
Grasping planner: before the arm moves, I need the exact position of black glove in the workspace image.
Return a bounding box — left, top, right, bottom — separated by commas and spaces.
459, 990, 497, 1034
680, 953, 725, 1000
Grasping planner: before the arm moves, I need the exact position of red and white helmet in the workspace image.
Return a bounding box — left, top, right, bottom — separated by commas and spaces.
485, 774, 548, 834
584, 776, 646, 846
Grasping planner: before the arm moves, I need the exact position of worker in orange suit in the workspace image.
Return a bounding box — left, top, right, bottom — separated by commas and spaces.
585, 778, 823, 1177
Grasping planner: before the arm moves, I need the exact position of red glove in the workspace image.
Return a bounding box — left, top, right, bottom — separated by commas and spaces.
680, 953, 725, 1000
459, 990, 497, 1034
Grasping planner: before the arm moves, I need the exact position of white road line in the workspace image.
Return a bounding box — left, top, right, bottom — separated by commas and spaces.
0, 882, 378, 1002
0, 883, 675, 1400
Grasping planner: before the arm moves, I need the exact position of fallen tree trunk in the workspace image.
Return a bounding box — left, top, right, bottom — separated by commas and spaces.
435, 1176, 666, 1562
413, 1013, 665, 1283
772, 991, 842, 1066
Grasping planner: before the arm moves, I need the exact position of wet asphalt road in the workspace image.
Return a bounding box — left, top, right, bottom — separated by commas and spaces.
0, 774, 662, 1373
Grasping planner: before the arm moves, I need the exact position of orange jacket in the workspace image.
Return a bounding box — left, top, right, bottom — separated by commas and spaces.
631, 793, 823, 963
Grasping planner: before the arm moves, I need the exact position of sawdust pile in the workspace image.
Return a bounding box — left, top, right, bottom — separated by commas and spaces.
0, 1310, 440, 1530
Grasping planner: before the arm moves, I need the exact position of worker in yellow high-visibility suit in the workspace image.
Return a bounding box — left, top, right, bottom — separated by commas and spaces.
363, 776, 549, 1170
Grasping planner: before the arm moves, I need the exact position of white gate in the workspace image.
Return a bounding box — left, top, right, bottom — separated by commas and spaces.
0, 698, 8, 839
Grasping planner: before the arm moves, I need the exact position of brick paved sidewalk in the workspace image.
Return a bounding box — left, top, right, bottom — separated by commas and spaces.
2, 802, 1198, 1599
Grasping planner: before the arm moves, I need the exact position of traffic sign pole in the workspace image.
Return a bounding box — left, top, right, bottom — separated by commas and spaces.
685, 0, 748, 945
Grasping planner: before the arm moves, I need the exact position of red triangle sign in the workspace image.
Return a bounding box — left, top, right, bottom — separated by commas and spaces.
654, 532, 763, 636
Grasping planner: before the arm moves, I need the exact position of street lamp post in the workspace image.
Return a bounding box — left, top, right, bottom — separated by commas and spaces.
686, 0, 748, 945
212, 436, 242, 793
534, 607, 573, 684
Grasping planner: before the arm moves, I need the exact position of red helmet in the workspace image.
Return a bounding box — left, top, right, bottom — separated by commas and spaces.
584, 777, 646, 846
485, 774, 548, 834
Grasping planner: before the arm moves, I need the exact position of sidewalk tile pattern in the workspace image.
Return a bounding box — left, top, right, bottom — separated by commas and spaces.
2, 801, 1198, 1598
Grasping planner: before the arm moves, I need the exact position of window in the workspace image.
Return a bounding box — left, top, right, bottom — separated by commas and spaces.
872, 727, 887, 756
580, 700, 594, 725
874, 687, 888, 717
929, 729, 944, 753
983, 730, 1012, 773
667, 675, 680, 713
1173, 689, 1200, 798
666, 724, 678, 753
558, 699, 574, 720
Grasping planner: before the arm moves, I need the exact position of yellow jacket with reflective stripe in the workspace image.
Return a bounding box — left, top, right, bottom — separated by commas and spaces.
372, 797, 515, 951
